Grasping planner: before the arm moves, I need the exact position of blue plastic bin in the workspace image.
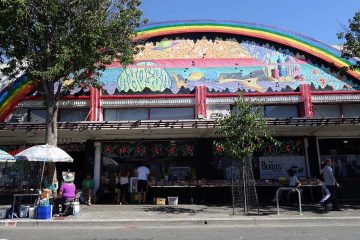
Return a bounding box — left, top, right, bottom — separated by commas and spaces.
37, 205, 52, 219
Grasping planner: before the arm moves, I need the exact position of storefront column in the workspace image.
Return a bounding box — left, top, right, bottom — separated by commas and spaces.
195, 85, 207, 119
89, 87, 102, 121
93, 141, 101, 196
300, 84, 313, 117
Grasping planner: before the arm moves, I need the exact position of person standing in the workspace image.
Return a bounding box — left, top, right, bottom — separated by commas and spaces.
119, 170, 130, 204
136, 163, 150, 204
321, 159, 340, 210
114, 170, 130, 204
82, 174, 95, 206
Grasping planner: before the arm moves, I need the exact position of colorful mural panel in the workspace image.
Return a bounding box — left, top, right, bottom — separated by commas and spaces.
99, 37, 360, 94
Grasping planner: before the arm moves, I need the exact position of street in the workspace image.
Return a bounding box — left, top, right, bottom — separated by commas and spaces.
2, 223, 360, 240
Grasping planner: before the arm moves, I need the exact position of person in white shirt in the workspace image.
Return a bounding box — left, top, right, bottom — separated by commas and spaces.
136, 163, 150, 203
286, 169, 302, 203
114, 170, 130, 204
321, 159, 340, 210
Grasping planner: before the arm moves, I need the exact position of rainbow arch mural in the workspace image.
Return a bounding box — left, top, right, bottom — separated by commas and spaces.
1, 20, 360, 121
135, 21, 360, 79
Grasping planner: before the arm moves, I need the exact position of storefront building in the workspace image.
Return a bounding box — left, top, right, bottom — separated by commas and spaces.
1, 20, 360, 203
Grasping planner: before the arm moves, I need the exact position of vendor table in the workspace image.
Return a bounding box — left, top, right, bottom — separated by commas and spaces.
11, 193, 38, 219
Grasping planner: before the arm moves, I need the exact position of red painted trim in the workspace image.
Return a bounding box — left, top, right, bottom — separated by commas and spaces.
312, 90, 360, 95
101, 94, 195, 99
206, 92, 301, 98
23, 95, 90, 100
195, 86, 207, 118
300, 84, 313, 117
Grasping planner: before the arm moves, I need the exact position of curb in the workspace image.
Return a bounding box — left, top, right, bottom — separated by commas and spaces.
5, 216, 360, 228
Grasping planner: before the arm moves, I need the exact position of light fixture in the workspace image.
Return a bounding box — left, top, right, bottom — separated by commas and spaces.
343, 140, 348, 144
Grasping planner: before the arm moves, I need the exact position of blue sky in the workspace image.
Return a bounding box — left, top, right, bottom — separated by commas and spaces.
140, 0, 360, 45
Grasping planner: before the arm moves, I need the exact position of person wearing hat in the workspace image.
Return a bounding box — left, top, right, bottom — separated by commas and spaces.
59, 172, 76, 202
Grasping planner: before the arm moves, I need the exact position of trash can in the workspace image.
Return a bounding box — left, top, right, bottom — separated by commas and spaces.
0, 208, 8, 219
28, 207, 35, 219
19, 205, 31, 218
167, 197, 178, 205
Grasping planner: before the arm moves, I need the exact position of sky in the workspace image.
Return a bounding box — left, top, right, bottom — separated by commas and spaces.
140, 0, 360, 46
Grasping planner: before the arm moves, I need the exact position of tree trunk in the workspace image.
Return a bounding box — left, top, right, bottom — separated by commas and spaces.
43, 80, 59, 146
45, 97, 58, 146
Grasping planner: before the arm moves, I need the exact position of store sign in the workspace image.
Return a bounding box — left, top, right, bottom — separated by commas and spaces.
102, 141, 195, 160
259, 156, 307, 179
261, 140, 303, 155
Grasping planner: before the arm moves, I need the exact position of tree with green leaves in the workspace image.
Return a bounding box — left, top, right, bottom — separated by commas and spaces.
215, 94, 274, 213
337, 11, 360, 70
0, 0, 145, 145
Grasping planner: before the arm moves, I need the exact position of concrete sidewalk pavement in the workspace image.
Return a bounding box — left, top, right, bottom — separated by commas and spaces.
2, 203, 360, 227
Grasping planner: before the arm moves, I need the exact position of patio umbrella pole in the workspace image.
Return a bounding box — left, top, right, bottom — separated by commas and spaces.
39, 161, 46, 190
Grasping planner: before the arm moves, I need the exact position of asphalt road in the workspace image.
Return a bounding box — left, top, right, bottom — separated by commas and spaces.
2, 224, 360, 240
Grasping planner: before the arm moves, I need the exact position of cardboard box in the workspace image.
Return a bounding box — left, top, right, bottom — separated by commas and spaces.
156, 198, 166, 205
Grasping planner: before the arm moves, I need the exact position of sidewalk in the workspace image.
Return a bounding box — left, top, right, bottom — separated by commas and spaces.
2, 203, 360, 227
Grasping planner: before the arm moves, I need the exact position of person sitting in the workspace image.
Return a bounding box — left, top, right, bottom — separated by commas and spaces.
286, 169, 302, 204
57, 172, 76, 216
59, 172, 76, 202
43, 175, 58, 198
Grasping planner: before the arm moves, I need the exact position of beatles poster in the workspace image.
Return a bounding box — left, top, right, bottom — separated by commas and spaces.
259, 156, 307, 179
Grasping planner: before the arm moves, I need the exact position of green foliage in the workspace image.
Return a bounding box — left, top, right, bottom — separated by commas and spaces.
215, 94, 274, 160
337, 11, 360, 70
0, 0, 145, 92
0, 0, 145, 144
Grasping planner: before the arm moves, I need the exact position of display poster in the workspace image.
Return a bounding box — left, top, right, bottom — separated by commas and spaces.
169, 167, 190, 180
259, 156, 307, 179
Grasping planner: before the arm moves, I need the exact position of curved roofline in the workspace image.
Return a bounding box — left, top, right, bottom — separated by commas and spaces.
135, 20, 360, 79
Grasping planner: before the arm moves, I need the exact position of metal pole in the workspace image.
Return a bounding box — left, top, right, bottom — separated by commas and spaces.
276, 189, 280, 215
39, 161, 46, 190
297, 189, 302, 215
243, 159, 247, 213
231, 164, 235, 215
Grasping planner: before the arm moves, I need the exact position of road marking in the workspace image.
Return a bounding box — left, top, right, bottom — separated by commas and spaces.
0, 220, 17, 227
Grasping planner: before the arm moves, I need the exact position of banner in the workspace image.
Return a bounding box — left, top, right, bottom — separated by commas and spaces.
259, 156, 307, 179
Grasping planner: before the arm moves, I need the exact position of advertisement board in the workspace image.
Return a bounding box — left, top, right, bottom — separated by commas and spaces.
259, 156, 307, 179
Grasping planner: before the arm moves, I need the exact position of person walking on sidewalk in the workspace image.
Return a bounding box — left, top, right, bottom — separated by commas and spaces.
82, 174, 95, 206
321, 159, 340, 211
136, 163, 150, 204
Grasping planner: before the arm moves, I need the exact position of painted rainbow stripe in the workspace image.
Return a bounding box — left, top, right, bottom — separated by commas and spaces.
0, 75, 33, 121
1, 20, 360, 121
135, 20, 360, 79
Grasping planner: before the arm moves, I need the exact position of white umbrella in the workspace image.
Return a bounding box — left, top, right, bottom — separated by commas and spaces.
0, 149, 15, 163
103, 156, 119, 166
15, 144, 73, 162
15, 144, 73, 189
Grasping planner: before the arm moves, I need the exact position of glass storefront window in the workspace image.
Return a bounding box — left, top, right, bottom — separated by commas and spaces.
150, 108, 194, 120
313, 104, 341, 118
264, 105, 298, 118
342, 104, 360, 117
318, 138, 360, 179
104, 108, 148, 121
59, 109, 89, 122
29, 109, 46, 123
